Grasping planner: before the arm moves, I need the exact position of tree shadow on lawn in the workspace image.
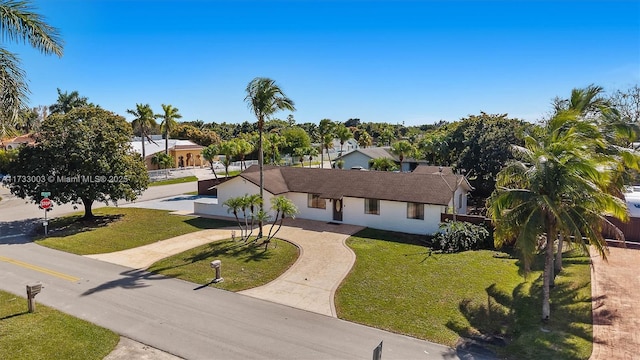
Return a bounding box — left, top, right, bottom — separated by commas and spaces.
182, 217, 237, 230
351, 228, 428, 246
38, 214, 123, 239
446, 260, 594, 360
149, 240, 274, 274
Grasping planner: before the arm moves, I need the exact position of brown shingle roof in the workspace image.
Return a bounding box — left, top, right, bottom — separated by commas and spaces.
240, 165, 470, 206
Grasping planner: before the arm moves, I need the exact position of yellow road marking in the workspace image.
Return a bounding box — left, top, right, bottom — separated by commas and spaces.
0, 256, 80, 282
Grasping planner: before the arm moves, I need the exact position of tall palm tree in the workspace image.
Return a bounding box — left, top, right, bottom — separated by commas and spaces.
318, 119, 334, 168
127, 103, 157, 160
156, 104, 182, 154
390, 140, 415, 171
244, 77, 295, 237
49, 88, 89, 114
0, 1, 63, 138
487, 111, 627, 321
323, 133, 334, 165
335, 124, 352, 155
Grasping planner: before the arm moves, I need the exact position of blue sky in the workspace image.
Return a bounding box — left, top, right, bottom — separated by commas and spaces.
11, 0, 640, 126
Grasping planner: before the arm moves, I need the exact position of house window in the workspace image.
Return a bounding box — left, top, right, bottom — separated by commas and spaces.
308, 194, 326, 209
407, 202, 424, 220
364, 198, 380, 215
458, 193, 463, 209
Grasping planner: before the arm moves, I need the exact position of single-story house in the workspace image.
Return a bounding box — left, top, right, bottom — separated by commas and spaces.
195, 165, 472, 235
130, 135, 204, 170
334, 146, 427, 172
1, 134, 36, 150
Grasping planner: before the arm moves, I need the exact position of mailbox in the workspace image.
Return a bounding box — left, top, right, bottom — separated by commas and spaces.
26, 283, 42, 313
210, 260, 223, 283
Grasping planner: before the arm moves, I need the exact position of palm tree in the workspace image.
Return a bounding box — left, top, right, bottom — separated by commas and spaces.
487, 111, 627, 321
127, 104, 157, 160
265, 195, 298, 249
390, 140, 415, 171
223, 196, 245, 239
369, 157, 398, 171
156, 104, 182, 154
202, 144, 219, 179
0, 1, 63, 138
358, 130, 372, 148
323, 133, 334, 165
335, 124, 352, 156
244, 77, 295, 237
49, 89, 88, 114
150, 152, 173, 178
318, 119, 334, 168
307, 146, 319, 167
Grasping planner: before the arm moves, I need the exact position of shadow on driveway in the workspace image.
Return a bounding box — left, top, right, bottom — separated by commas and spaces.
82, 268, 170, 296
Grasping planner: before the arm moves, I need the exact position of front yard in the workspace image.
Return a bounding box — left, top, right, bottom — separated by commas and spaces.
336, 228, 593, 360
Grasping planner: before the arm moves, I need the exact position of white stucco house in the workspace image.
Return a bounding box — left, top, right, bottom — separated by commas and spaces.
195, 165, 472, 235
334, 146, 427, 172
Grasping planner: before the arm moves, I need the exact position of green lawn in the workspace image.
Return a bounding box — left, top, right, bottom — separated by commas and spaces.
336, 228, 593, 360
149, 175, 198, 186
148, 238, 299, 292
37, 207, 235, 255
0, 290, 119, 360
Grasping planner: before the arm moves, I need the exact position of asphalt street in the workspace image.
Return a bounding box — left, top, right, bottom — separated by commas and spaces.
0, 182, 468, 360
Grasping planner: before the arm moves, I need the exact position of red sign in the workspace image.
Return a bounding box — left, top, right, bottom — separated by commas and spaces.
40, 198, 52, 209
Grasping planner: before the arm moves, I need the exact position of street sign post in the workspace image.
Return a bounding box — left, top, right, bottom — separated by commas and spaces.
40, 198, 52, 236
40, 191, 50, 197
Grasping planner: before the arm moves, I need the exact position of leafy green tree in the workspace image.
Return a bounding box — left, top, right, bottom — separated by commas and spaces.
0, 1, 63, 138
7, 107, 149, 219
449, 113, 529, 198
49, 89, 89, 115
245, 77, 295, 237
368, 157, 398, 171
487, 111, 627, 321
282, 126, 311, 156
127, 103, 157, 159
390, 140, 415, 171
609, 84, 640, 124
0, 148, 18, 174
379, 127, 395, 146
417, 131, 449, 165
156, 104, 182, 154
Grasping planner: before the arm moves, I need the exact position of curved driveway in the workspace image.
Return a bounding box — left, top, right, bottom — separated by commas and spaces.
87, 217, 364, 317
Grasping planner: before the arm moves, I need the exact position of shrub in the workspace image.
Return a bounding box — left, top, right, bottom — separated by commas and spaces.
432, 221, 490, 253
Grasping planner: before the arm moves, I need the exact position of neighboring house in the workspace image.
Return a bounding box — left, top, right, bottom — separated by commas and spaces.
334, 146, 427, 172
195, 165, 472, 235
130, 135, 204, 170
1, 134, 36, 150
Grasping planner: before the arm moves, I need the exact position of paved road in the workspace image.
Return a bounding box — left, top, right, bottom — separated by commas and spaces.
0, 240, 460, 360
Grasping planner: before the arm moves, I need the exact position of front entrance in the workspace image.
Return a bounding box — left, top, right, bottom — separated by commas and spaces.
333, 198, 343, 222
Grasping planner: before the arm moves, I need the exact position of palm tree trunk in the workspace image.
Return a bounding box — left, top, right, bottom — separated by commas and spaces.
555, 233, 564, 273
542, 226, 554, 321
321, 145, 324, 168
258, 120, 264, 238
165, 133, 169, 154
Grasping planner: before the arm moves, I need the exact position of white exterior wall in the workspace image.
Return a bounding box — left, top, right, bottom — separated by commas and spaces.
448, 187, 468, 215
194, 177, 277, 219
341, 197, 443, 235
287, 192, 333, 222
